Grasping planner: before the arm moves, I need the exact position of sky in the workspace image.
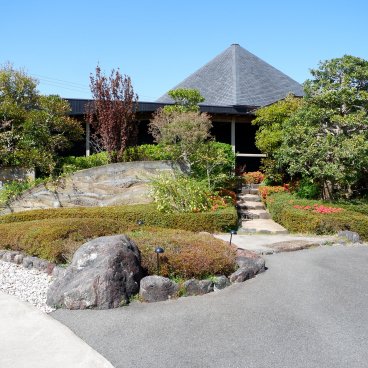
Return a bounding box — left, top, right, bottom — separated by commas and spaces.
1, 0, 367, 101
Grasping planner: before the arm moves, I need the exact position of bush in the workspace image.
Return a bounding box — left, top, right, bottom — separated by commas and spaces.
295, 179, 321, 199
242, 171, 265, 184
258, 185, 288, 202
150, 174, 212, 213
61, 152, 110, 173
0, 204, 238, 233
122, 144, 174, 162
266, 192, 368, 240
0, 219, 236, 278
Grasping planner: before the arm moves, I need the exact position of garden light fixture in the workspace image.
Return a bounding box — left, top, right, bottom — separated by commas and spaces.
229, 230, 237, 246
137, 219, 144, 226
155, 247, 165, 275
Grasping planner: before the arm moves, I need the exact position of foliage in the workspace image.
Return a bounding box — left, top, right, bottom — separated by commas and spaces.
122, 144, 174, 162
258, 185, 288, 202
149, 173, 212, 213
0, 203, 238, 233
190, 141, 235, 189
0, 179, 44, 206
278, 55, 368, 199
295, 179, 321, 199
131, 228, 236, 279
163, 88, 205, 113
293, 204, 343, 214
242, 171, 265, 184
87, 65, 138, 162
0, 64, 83, 175
0, 218, 236, 278
149, 109, 212, 173
252, 95, 302, 180
60, 152, 110, 174
266, 192, 368, 240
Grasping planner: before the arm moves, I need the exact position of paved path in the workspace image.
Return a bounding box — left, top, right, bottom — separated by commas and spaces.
0, 292, 114, 368
215, 233, 336, 254
52, 245, 368, 368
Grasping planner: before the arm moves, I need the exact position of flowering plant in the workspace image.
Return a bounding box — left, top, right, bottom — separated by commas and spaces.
293, 204, 343, 214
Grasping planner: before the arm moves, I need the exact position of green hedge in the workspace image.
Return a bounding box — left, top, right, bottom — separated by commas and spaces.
0, 204, 237, 233
267, 192, 368, 240
0, 219, 236, 278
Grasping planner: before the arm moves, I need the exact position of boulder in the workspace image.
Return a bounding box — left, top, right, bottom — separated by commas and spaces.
47, 235, 144, 310
230, 257, 266, 283
338, 230, 361, 244
2, 161, 185, 214
213, 276, 230, 291
139, 276, 179, 303
2, 251, 20, 262
183, 279, 214, 296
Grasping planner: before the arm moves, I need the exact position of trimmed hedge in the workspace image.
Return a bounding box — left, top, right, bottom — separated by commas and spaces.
0, 219, 236, 278
267, 192, 368, 240
0, 204, 237, 233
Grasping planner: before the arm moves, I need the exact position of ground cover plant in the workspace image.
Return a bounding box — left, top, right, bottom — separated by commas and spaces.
265, 191, 368, 240
0, 218, 236, 279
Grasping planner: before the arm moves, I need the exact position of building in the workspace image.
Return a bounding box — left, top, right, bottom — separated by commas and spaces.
68, 44, 303, 170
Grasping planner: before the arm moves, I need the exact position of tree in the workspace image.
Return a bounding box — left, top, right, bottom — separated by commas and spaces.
87, 65, 138, 162
252, 94, 302, 183
0, 64, 83, 175
278, 55, 368, 199
149, 109, 212, 173
163, 88, 205, 113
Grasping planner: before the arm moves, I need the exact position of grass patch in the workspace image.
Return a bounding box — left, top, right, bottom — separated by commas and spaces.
266, 192, 368, 240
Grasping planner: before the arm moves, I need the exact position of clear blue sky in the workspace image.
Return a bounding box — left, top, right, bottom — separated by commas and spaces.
2, 0, 367, 101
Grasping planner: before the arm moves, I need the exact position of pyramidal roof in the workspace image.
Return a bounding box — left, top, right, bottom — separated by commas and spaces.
157, 44, 304, 107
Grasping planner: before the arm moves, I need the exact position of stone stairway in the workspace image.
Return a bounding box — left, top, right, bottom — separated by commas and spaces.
237, 184, 288, 234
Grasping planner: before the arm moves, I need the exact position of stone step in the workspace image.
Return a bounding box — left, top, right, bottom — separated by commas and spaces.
237, 194, 262, 202
242, 210, 271, 220
239, 219, 288, 235
237, 201, 265, 210
241, 188, 259, 195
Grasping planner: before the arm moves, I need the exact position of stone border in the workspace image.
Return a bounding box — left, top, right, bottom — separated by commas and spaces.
0, 249, 266, 305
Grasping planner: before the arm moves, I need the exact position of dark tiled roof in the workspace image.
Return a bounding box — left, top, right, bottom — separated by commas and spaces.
157, 44, 304, 107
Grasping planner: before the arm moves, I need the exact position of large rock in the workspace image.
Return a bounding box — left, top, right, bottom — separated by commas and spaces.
2, 161, 184, 214
47, 235, 144, 310
230, 256, 266, 283
337, 230, 361, 244
139, 276, 179, 303
183, 279, 214, 296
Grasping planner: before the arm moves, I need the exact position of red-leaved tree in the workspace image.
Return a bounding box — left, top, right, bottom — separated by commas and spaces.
87, 65, 138, 162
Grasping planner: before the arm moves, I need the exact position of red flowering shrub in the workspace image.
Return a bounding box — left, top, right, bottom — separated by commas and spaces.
259, 185, 288, 202
242, 171, 265, 184
293, 204, 343, 214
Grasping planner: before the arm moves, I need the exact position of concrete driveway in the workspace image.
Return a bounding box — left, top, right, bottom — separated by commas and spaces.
52, 245, 368, 368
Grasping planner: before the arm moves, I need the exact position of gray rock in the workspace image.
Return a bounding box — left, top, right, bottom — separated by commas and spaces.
3, 251, 20, 262
236, 256, 266, 274
2, 161, 185, 214
338, 230, 361, 244
183, 279, 214, 296
13, 254, 24, 265
52, 265, 67, 279
213, 276, 230, 291
230, 267, 254, 283
139, 276, 179, 303
22, 256, 35, 269
0, 250, 7, 259
47, 235, 144, 309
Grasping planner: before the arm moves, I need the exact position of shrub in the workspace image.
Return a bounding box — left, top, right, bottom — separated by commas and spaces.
0, 204, 237, 233
122, 144, 174, 162
0, 219, 236, 278
295, 179, 321, 199
61, 152, 110, 173
258, 185, 288, 202
149, 174, 212, 213
242, 171, 265, 184
266, 192, 368, 240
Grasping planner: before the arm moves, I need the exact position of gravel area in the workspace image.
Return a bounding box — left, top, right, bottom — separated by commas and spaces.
0, 260, 55, 313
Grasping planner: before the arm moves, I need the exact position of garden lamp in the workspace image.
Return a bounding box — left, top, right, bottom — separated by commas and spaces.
137, 219, 144, 226
229, 230, 237, 246
155, 247, 165, 275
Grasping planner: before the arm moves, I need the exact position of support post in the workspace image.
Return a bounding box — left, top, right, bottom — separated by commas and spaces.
231, 119, 236, 153
86, 122, 90, 157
